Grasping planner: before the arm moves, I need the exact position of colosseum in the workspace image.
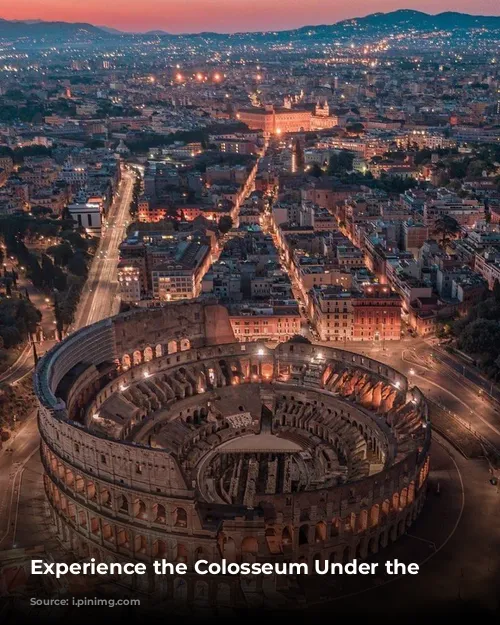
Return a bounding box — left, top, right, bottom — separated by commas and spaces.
34, 300, 431, 605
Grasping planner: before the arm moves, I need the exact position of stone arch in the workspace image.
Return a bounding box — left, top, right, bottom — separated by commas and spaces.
102, 522, 114, 542
400, 487, 408, 509
122, 354, 131, 369
282, 526, 293, 546
86, 481, 96, 500
216, 582, 231, 606
357, 509, 368, 533
118, 494, 129, 514
175, 543, 188, 563
144, 346, 153, 362
315, 521, 327, 542
392, 492, 399, 511
99, 486, 111, 507
241, 536, 259, 555
369, 504, 380, 528
155, 344, 163, 358
299, 524, 309, 545
408, 481, 416, 504
75, 474, 84, 492
381, 499, 390, 521
174, 507, 188, 527
180, 338, 191, 351
173, 577, 187, 601
265, 527, 279, 554
65, 468, 75, 487
153, 503, 166, 523
194, 546, 205, 560
168, 340, 178, 354
133, 350, 142, 366
153, 539, 167, 558
219, 534, 237, 562
330, 518, 341, 537
194, 580, 209, 605
133, 499, 147, 520
78, 509, 87, 527
135, 534, 148, 555
117, 528, 130, 549
261, 361, 274, 379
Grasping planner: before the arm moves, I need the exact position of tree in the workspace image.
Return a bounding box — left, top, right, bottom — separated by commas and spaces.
433, 215, 460, 247
457, 319, 500, 359
61, 230, 88, 251
0, 326, 22, 349
130, 174, 142, 217
414, 149, 432, 166
308, 163, 323, 178
52, 266, 67, 291
41, 254, 55, 289
47, 243, 73, 267
328, 151, 354, 175
346, 122, 365, 134
289, 335, 311, 344
494, 280, 500, 304
67, 253, 88, 277
218, 216, 233, 234
448, 160, 468, 180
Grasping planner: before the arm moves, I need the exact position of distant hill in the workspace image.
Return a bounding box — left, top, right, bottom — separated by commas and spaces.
0, 10, 499, 43
97, 25, 123, 35
0, 17, 109, 41
290, 9, 500, 38
144, 30, 172, 36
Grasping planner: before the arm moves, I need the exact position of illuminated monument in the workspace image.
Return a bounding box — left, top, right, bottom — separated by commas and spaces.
35, 301, 430, 604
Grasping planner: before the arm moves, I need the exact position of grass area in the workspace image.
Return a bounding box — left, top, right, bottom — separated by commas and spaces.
0, 375, 36, 441
0, 343, 27, 375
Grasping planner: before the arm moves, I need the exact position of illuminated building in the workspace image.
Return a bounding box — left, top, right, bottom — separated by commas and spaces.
238, 105, 311, 135
36, 301, 430, 599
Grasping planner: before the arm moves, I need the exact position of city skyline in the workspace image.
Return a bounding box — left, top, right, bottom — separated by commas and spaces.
2, 1, 500, 33
1, 4, 500, 621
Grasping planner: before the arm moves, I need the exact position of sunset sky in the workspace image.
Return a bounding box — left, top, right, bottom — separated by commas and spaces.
2, 1, 500, 33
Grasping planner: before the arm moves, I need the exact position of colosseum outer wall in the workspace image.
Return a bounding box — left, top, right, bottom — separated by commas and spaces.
34, 301, 431, 595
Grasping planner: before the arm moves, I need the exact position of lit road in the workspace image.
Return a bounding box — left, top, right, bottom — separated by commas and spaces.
74, 167, 134, 327
0, 167, 133, 551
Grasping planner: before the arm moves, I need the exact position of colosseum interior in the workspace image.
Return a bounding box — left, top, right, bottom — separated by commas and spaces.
34, 301, 431, 605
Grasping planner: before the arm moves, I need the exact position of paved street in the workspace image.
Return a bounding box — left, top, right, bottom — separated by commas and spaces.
0, 167, 133, 551
74, 168, 134, 328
